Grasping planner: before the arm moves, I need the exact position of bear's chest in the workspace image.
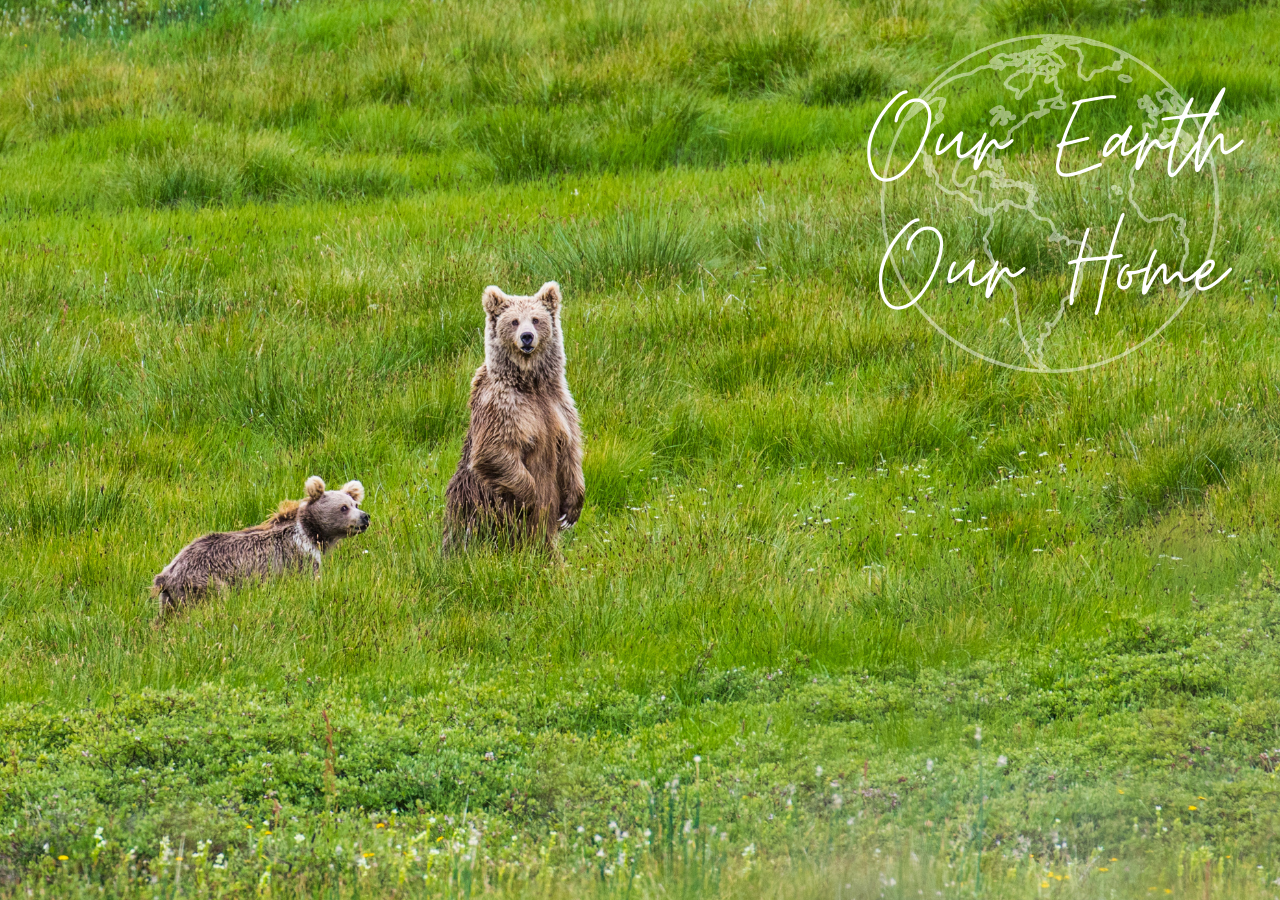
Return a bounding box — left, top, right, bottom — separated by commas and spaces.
487, 385, 569, 452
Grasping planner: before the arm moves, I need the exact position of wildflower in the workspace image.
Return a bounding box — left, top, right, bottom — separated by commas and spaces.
1188, 806, 1197, 810
926, 759, 934, 772
997, 755, 1007, 768
57, 855, 68, 861
295, 834, 306, 844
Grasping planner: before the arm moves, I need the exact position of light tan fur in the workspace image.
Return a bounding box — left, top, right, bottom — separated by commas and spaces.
444, 281, 584, 552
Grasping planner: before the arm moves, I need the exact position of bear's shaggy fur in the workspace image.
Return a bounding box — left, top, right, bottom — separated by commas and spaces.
444, 281, 584, 551
152, 476, 370, 614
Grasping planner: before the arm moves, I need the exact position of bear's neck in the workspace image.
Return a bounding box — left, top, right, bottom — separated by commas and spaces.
490, 346, 563, 393
295, 509, 330, 554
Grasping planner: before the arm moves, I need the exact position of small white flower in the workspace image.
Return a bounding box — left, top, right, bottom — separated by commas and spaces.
295, 834, 306, 844
997, 755, 1007, 767
926, 759, 934, 772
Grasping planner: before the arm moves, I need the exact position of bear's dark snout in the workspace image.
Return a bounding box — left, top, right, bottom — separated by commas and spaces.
520, 331, 535, 352
358, 511, 371, 531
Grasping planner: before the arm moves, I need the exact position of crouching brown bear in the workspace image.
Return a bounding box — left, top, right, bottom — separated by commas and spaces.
152, 476, 369, 614
443, 281, 584, 553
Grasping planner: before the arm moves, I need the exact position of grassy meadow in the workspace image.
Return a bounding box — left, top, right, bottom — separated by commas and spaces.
1, 0, 1280, 895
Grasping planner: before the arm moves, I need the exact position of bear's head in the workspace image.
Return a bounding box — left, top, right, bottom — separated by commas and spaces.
482, 282, 563, 378
300, 476, 370, 546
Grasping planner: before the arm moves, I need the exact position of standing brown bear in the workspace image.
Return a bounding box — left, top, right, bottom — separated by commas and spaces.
444, 281, 584, 552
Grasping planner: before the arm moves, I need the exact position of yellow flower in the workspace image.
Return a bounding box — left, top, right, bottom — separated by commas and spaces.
1188, 805, 1198, 810
376, 824, 385, 829
363, 852, 375, 858
1099, 868, 1110, 873
1040, 881, 1049, 888
1111, 858, 1118, 862
1117, 789, 1125, 794
57, 856, 68, 861
1165, 890, 1172, 895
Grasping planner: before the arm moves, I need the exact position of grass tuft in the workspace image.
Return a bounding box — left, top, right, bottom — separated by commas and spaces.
528, 206, 711, 288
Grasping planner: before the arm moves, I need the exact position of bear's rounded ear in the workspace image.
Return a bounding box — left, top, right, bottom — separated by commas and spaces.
340, 480, 365, 505
305, 476, 326, 501
536, 281, 562, 313
482, 285, 510, 317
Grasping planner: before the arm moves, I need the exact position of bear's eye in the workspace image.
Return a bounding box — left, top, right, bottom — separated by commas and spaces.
532, 318, 540, 326
341, 505, 349, 512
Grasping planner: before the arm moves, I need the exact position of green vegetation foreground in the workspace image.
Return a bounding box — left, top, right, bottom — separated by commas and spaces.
0, 0, 1278, 895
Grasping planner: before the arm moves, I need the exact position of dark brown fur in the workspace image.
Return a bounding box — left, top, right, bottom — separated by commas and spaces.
152, 477, 369, 614
444, 282, 584, 552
